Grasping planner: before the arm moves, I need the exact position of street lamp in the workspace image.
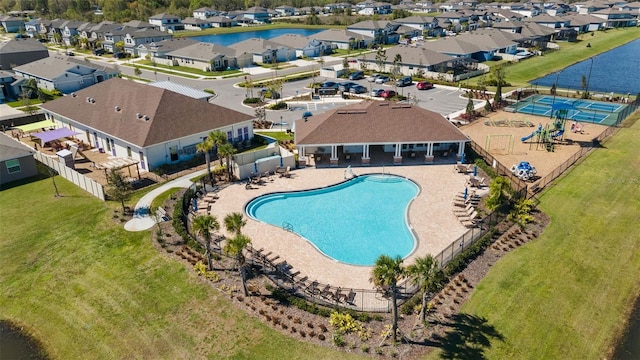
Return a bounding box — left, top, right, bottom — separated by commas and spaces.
584, 57, 594, 99
551, 71, 560, 118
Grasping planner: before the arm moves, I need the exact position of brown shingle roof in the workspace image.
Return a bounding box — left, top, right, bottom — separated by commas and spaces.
40, 78, 253, 147
295, 101, 469, 146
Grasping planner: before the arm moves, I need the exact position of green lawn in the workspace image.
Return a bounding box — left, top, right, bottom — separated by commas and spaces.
468, 27, 640, 90
134, 60, 240, 77
0, 177, 363, 359
437, 113, 640, 359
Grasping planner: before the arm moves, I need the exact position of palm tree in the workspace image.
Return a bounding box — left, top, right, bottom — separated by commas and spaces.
192, 214, 220, 271
370, 254, 405, 343
224, 233, 252, 296
208, 130, 227, 168
217, 143, 237, 181
196, 136, 214, 182
406, 255, 443, 323
224, 212, 246, 236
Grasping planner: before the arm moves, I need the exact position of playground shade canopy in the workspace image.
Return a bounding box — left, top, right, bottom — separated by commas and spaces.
32, 128, 81, 144
14, 120, 56, 133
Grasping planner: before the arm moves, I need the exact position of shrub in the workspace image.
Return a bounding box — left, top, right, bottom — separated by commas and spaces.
329, 311, 364, 335
445, 228, 497, 277
243, 97, 262, 104
332, 332, 345, 347
267, 101, 288, 110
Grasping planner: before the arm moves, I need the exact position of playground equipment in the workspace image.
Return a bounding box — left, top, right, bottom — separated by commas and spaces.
522, 117, 567, 152
510, 161, 537, 181
521, 124, 542, 142
485, 134, 514, 154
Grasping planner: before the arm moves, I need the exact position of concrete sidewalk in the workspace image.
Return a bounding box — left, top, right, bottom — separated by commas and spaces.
124, 168, 207, 231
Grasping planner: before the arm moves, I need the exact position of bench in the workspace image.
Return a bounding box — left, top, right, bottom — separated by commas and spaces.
156, 207, 171, 222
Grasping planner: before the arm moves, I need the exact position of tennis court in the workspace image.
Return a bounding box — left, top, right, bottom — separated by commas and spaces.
514, 95, 627, 126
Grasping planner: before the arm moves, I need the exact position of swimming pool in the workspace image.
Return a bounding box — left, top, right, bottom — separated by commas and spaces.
245, 174, 419, 266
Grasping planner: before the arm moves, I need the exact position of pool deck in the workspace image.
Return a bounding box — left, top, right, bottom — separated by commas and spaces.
207, 164, 487, 292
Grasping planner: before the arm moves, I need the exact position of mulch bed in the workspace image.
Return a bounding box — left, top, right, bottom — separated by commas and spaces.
148, 189, 550, 358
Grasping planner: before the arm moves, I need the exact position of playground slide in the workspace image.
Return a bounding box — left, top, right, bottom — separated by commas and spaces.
521, 131, 537, 142
551, 129, 564, 139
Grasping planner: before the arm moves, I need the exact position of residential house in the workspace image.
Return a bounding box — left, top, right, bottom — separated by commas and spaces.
193, 7, 219, 19
294, 101, 469, 166
123, 28, 173, 56
122, 20, 155, 29
0, 134, 38, 186
0, 38, 49, 70
182, 17, 214, 30
457, 28, 519, 56
0, 70, 21, 102
40, 78, 255, 171
394, 15, 440, 37
13, 55, 120, 93
165, 42, 251, 71
228, 38, 293, 64
347, 20, 397, 44
206, 16, 236, 28
241, 7, 270, 23
136, 38, 198, 60
562, 13, 605, 32
591, 8, 638, 27
275, 5, 296, 16
312, 29, 373, 50
575, 0, 611, 15
46, 19, 67, 43
148, 13, 184, 32
523, 13, 570, 28
23, 18, 42, 38
270, 34, 328, 58
360, 44, 456, 76
61, 20, 87, 46
82, 21, 119, 49
0, 15, 24, 33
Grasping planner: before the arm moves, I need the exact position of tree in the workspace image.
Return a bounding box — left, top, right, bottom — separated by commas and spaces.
218, 143, 236, 181
484, 98, 493, 113
485, 176, 512, 212
224, 233, 252, 296
375, 47, 387, 73
208, 130, 228, 167
192, 214, 220, 271
115, 40, 124, 53
196, 136, 215, 182
392, 53, 402, 80
407, 255, 443, 323
508, 198, 536, 229
342, 57, 350, 73
465, 90, 475, 119
370, 254, 404, 343
106, 169, 134, 213
224, 212, 246, 236
492, 66, 506, 106
255, 106, 266, 129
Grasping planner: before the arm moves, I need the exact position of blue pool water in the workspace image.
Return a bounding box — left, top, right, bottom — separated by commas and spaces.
191, 28, 323, 47
245, 174, 419, 266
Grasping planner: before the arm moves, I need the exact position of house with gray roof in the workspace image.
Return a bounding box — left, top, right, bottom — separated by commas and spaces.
166, 42, 251, 71
40, 78, 255, 171
182, 17, 214, 30
0, 70, 21, 102
269, 34, 329, 58
0, 38, 49, 70
193, 7, 219, 19
123, 28, 172, 56
360, 45, 457, 76
394, 15, 440, 36
240, 7, 270, 23
148, 13, 184, 32
295, 101, 469, 166
23, 18, 42, 38
122, 20, 155, 29
13, 55, 120, 93
0, 133, 37, 186
523, 13, 570, 28
591, 8, 638, 27
0, 15, 24, 33
61, 20, 87, 46
312, 29, 373, 50
347, 20, 393, 44
228, 38, 293, 64
136, 37, 198, 60
562, 13, 605, 32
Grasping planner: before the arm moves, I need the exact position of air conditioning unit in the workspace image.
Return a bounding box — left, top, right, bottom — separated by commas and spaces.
114, 106, 121, 112
90, 98, 95, 103
136, 112, 142, 119
71, 92, 77, 97
86, 97, 91, 102
143, 115, 150, 121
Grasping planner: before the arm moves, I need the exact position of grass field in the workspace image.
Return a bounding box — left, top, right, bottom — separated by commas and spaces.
435, 113, 640, 359
467, 27, 640, 90
0, 179, 364, 359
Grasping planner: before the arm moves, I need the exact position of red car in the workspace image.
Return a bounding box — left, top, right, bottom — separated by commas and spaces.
416, 81, 434, 90
380, 90, 396, 98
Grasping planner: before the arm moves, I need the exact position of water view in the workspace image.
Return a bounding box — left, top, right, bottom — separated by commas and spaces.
0, 321, 48, 360
191, 28, 323, 47
531, 39, 640, 95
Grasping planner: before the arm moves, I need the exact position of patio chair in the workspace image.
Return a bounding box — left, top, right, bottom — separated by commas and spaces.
345, 290, 357, 305
320, 285, 332, 299
453, 198, 480, 207
453, 205, 475, 216
282, 166, 291, 178
461, 219, 478, 228
333, 287, 344, 302
457, 210, 479, 221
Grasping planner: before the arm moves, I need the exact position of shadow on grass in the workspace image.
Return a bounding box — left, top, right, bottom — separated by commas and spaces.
430, 313, 505, 359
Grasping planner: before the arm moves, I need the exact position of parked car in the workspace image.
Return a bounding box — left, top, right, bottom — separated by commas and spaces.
318, 88, 337, 96
338, 81, 357, 92
348, 71, 364, 80
367, 73, 381, 82
416, 81, 434, 90
380, 89, 397, 98
370, 88, 384, 97
375, 75, 390, 84
66, 51, 75, 56
349, 85, 367, 94
93, 48, 105, 56
113, 52, 126, 59
320, 81, 338, 89
302, 111, 313, 118
397, 76, 412, 87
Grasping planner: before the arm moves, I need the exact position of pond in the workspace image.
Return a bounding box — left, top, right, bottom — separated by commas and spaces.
613, 295, 640, 360
531, 39, 640, 95
190, 28, 324, 47
0, 320, 48, 359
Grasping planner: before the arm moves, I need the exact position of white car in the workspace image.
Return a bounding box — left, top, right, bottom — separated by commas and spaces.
375, 75, 390, 84
367, 73, 381, 82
